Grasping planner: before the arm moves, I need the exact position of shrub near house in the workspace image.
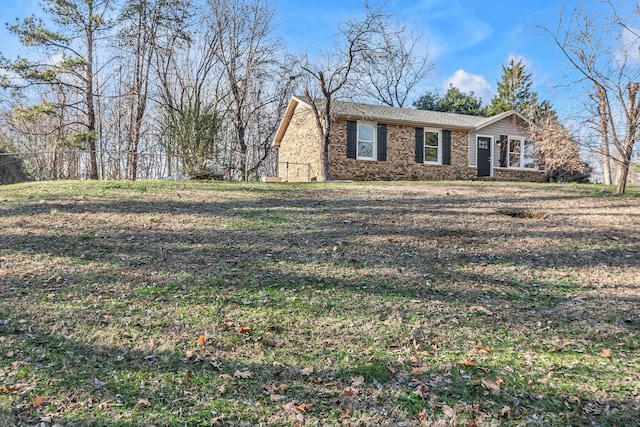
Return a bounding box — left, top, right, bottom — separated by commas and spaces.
273, 96, 545, 182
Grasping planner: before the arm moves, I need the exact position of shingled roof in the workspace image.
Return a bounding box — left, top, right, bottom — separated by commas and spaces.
332, 100, 487, 129
274, 96, 531, 146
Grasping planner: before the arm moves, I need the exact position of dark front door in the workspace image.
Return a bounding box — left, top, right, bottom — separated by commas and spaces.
477, 136, 491, 177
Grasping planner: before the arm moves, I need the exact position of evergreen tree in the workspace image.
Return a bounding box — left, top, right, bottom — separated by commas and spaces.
413, 85, 485, 116
487, 58, 539, 118
1, 0, 115, 179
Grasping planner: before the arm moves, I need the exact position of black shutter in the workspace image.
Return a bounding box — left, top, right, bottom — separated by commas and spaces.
377, 124, 387, 161
442, 130, 451, 165
347, 121, 357, 159
499, 135, 508, 167
415, 127, 424, 163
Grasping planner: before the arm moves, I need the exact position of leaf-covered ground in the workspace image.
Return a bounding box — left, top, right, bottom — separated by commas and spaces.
0, 180, 638, 426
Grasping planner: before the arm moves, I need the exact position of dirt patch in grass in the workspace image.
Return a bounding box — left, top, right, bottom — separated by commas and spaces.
0, 180, 638, 426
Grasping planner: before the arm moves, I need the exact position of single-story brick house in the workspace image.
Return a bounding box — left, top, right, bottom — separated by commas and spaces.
273, 96, 545, 182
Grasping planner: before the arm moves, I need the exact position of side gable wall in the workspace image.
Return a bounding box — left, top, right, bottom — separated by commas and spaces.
468, 115, 531, 167
468, 115, 545, 182
277, 105, 323, 182
329, 118, 474, 181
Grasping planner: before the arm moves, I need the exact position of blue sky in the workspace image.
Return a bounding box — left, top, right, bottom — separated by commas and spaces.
277, 0, 571, 106
0, 0, 575, 113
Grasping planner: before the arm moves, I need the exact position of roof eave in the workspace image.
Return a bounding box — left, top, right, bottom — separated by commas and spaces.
273, 96, 310, 147
333, 113, 477, 130
474, 110, 534, 131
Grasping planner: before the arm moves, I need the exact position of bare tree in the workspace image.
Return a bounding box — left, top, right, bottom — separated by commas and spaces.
154, 14, 227, 178
300, 3, 388, 180
352, 18, 433, 107
540, 1, 640, 193
117, 0, 191, 180
207, 0, 292, 180
529, 112, 590, 182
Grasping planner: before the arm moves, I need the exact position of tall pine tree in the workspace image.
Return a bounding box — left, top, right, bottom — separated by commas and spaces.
487, 58, 540, 119
1, 0, 115, 179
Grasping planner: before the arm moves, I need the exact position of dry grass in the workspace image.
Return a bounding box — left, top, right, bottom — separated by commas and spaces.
0, 180, 638, 426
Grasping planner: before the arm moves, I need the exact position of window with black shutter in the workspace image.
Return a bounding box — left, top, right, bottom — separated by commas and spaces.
415, 128, 424, 163
377, 124, 387, 161
347, 121, 357, 159
442, 130, 451, 165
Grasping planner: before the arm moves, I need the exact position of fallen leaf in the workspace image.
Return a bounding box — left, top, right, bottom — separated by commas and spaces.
566, 395, 581, 405
197, 335, 207, 346
34, 397, 45, 408
283, 402, 312, 414
339, 408, 352, 419
481, 377, 501, 395
386, 364, 396, 375
312, 377, 323, 384
239, 327, 252, 334
552, 341, 572, 352
351, 376, 364, 386
600, 348, 612, 358
323, 338, 338, 345
412, 366, 429, 375
471, 306, 494, 316
138, 398, 151, 407
184, 369, 191, 381
413, 381, 429, 398
218, 384, 227, 394
318, 388, 336, 397
211, 415, 225, 425
342, 387, 358, 397
476, 346, 490, 354
458, 359, 476, 367
442, 405, 455, 418
300, 366, 314, 376
234, 370, 252, 379
270, 393, 285, 401
219, 374, 233, 380
466, 418, 478, 427
417, 407, 427, 421
272, 370, 283, 378
185, 349, 195, 359
499, 406, 512, 418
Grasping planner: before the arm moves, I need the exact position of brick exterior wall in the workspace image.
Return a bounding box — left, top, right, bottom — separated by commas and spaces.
276, 106, 323, 182
329, 118, 481, 181
276, 105, 545, 183
491, 168, 547, 182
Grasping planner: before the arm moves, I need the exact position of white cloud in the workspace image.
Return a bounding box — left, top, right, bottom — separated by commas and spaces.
444, 69, 493, 103
507, 53, 533, 70
617, 27, 640, 65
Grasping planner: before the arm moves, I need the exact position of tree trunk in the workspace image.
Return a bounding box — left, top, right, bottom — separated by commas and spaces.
85, 5, 99, 180
616, 157, 629, 194
595, 85, 612, 185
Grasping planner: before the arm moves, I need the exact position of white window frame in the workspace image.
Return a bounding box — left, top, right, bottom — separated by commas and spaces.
356, 122, 377, 161
423, 128, 442, 165
502, 136, 537, 170
523, 139, 536, 169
